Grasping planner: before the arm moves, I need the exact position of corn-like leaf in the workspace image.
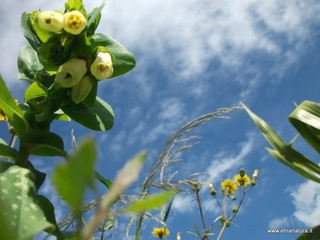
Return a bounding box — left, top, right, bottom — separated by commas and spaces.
242, 102, 320, 183
289, 101, 320, 154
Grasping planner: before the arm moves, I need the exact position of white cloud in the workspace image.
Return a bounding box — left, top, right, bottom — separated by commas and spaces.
291, 180, 320, 227
171, 194, 194, 214
268, 217, 290, 229
142, 97, 186, 144
2, 0, 319, 101
102, 0, 320, 81
206, 132, 255, 182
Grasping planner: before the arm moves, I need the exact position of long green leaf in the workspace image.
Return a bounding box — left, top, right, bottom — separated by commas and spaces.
241, 102, 287, 153
242, 102, 320, 183
0, 75, 30, 137
289, 101, 320, 154
267, 148, 320, 183
120, 190, 176, 214
53, 138, 96, 210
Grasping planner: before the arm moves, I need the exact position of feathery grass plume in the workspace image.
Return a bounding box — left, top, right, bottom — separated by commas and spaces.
129, 107, 241, 239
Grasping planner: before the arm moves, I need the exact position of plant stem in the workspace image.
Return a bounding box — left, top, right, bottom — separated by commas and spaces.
195, 191, 209, 240
216, 222, 228, 240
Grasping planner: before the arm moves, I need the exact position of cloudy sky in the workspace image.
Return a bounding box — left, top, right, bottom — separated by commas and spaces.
1, 0, 320, 239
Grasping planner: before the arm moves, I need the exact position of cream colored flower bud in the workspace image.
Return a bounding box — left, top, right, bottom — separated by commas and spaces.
63, 11, 87, 35
56, 58, 87, 88
90, 52, 114, 80
38, 11, 63, 33
71, 75, 93, 104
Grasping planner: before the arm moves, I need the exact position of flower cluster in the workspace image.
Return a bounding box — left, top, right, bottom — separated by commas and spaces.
37, 10, 87, 35
152, 228, 170, 239
30, 8, 115, 104
208, 168, 258, 197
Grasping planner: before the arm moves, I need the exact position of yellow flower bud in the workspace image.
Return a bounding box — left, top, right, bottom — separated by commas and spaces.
37, 11, 63, 33
63, 11, 87, 35
56, 58, 87, 88
251, 169, 259, 186
90, 52, 114, 80
71, 75, 93, 104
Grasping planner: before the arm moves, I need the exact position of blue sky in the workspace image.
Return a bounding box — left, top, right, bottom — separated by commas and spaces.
1, 0, 320, 239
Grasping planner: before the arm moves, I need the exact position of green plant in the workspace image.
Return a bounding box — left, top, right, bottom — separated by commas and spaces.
242, 101, 320, 240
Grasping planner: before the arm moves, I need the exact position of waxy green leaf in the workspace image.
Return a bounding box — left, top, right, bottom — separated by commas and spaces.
20, 13, 42, 50
25, 81, 48, 102
0, 163, 54, 240
18, 45, 43, 82
20, 131, 65, 157
61, 96, 114, 131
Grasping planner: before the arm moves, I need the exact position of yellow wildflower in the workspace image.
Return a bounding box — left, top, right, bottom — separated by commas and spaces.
0, 99, 18, 121
0, 108, 8, 121
221, 179, 237, 195
234, 174, 251, 186
152, 228, 170, 239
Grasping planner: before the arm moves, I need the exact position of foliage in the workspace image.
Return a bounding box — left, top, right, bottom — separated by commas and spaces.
0, 0, 259, 239
242, 101, 320, 240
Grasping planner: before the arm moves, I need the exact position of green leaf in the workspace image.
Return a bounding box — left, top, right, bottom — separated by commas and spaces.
18, 45, 43, 82
90, 33, 136, 78
0, 143, 20, 162
0, 76, 30, 137
289, 101, 320, 154
65, 0, 85, 12
61, 96, 114, 131
0, 138, 7, 145
267, 148, 320, 183
25, 81, 48, 102
38, 195, 66, 239
38, 34, 75, 72
53, 138, 96, 210
161, 195, 175, 223
95, 171, 112, 189
81, 151, 146, 240
20, 131, 65, 157
20, 12, 42, 50
241, 102, 287, 153
120, 190, 176, 214
86, 1, 105, 35
0, 163, 54, 240
242, 102, 320, 183
296, 225, 320, 240
83, 80, 97, 109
